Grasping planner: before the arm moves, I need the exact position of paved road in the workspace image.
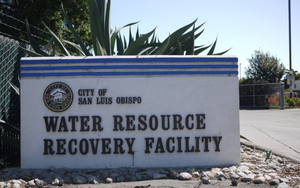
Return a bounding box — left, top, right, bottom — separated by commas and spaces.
240, 108, 300, 162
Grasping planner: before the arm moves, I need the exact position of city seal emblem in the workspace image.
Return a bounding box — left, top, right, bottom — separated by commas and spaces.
43, 82, 73, 112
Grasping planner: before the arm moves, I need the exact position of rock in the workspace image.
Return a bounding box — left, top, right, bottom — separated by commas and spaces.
73, 176, 87, 184
153, 173, 167, 179
269, 178, 280, 185
178, 172, 192, 180
201, 177, 210, 184
253, 177, 265, 184
170, 172, 179, 179
105, 177, 113, 183
293, 177, 300, 181
192, 172, 200, 177
241, 174, 255, 182
116, 175, 125, 182
237, 165, 249, 172
0, 144, 298, 188
222, 167, 230, 172
9, 180, 21, 185
51, 178, 60, 185
146, 169, 156, 177
129, 168, 138, 173
264, 169, 275, 173
28, 180, 35, 186
118, 167, 127, 172
269, 172, 277, 177
135, 173, 143, 180
126, 175, 136, 181
216, 172, 228, 181
110, 172, 119, 179
231, 179, 238, 186
159, 169, 169, 174
0, 182, 6, 187
202, 171, 215, 178
49, 166, 56, 171
211, 168, 221, 174
34, 178, 45, 187
280, 178, 289, 183
18, 171, 32, 178
12, 183, 20, 188
237, 171, 247, 177
229, 166, 237, 171
43, 177, 53, 184
87, 176, 100, 184
264, 174, 272, 180
278, 182, 290, 188
230, 173, 240, 180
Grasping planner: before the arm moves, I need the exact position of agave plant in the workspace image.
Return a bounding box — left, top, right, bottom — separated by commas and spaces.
21, 0, 230, 57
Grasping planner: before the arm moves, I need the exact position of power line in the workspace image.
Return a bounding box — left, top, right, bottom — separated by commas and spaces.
0, 11, 49, 34
0, 31, 29, 44
0, 21, 48, 42
0, 21, 27, 34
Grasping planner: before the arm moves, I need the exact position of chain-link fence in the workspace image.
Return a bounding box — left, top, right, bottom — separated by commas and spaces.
0, 35, 26, 157
239, 83, 285, 109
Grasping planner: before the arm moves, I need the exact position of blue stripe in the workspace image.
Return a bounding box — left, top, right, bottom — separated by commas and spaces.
21, 57, 238, 65
21, 64, 238, 71
21, 71, 238, 77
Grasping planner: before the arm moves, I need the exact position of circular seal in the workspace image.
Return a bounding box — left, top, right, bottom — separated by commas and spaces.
43, 82, 73, 112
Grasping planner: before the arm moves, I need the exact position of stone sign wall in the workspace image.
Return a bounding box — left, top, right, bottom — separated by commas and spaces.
20, 56, 240, 169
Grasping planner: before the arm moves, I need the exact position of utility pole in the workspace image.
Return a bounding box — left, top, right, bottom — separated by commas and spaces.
288, 0, 294, 98
288, 0, 292, 71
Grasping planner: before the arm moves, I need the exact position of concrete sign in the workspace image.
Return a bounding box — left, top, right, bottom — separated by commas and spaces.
20, 56, 240, 169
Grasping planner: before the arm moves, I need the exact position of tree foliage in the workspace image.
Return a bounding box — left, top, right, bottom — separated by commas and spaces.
0, 0, 91, 46
245, 50, 285, 83
21, 0, 230, 57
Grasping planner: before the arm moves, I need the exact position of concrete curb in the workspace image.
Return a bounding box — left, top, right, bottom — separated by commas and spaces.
240, 140, 300, 164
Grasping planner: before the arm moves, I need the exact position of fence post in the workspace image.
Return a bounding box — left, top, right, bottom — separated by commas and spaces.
280, 82, 285, 110
253, 84, 255, 108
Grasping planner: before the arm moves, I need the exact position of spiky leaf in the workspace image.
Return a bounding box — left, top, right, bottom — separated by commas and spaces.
62, 39, 85, 56
0, 121, 20, 134
123, 28, 156, 55
213, 48, 232, 55
19, 45, 43, 57
152, 35, 171, 55
185, 25, 195, 55
25, 19, 49, 56
61, 3, 91, 56
111, 21, 139, 53
95, 37, 107, 55
43, 22, 70, 56
195, 45, 211, 55
8, 81, 20, 95
154, 19, 197, 54
175, 39, 184, 55
207, 37, 218, 55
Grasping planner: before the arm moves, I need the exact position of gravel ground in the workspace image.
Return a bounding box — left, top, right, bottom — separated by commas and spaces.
0, 143, 299, 188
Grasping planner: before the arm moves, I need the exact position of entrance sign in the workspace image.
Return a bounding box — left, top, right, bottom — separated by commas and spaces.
21, 56, 240, 169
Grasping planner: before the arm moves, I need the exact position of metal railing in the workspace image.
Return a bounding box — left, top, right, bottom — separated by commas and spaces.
239, 83, 285, 109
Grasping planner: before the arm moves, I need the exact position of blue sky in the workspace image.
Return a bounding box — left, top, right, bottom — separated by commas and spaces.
110, 0, 300, 78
